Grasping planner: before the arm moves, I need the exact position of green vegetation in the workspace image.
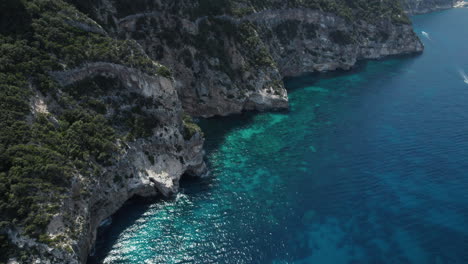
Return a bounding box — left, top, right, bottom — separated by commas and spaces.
0, 0, 171, 258
182, 113, 202, 140
30, 3, 164, 76
221, 0, 411, 24
127, 0, 409, 25
0, 234, 31, 263
236, 21, 276, 67
187, 17, 275, 83
64, 76, 163, 140
102, 0, 409, 25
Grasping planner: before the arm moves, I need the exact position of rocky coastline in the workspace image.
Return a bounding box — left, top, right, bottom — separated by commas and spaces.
2, 1, 446, 263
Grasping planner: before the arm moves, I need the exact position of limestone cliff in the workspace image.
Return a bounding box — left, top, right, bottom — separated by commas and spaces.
0, 1, 206, 263
81, 0, 423, 117
49, 62, 207, 262
0, 0, 425, 263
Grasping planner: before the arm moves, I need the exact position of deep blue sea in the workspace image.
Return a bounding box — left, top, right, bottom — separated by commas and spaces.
88, 8, 468, 264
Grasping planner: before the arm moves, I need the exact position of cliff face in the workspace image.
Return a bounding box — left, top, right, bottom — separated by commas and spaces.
402, 0, 457, 14
6, 63, 206, 262
83, 0, 422, 117
0, 0, 424, 263
49, 62, 207, 262
247, 8, 422, 77
0, 1, 206, 263
99, 1, 290, 117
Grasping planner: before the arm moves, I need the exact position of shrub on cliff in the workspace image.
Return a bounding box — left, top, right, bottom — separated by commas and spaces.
0, 0, 173, 257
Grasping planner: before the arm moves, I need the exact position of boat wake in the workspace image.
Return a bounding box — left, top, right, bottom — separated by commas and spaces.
459, 69, 468, 84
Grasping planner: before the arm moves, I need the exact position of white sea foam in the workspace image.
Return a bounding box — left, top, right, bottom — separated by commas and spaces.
422, 31, 431, 40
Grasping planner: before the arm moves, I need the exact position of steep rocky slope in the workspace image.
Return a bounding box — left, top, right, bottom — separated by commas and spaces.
78, 0, 423, 117
0, 1, 205, 263
402, 0, 457, 14
0, 0, 424, 263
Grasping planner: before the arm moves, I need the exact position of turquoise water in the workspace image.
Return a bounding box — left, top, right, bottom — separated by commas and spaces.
89, 9, 468, 264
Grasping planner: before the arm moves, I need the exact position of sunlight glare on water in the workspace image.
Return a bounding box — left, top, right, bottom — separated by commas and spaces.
89, 9, 468, 264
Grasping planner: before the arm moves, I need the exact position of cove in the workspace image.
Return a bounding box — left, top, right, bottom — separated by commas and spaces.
88, 9, 468, 264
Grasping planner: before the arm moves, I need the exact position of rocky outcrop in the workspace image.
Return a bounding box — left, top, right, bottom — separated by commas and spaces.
5, 62, 206, 264
115, 12, 289, 117
246, 9, 423, 77
402, 0, 457, 14
82, 0, 423, 117
51, 63, 206, 263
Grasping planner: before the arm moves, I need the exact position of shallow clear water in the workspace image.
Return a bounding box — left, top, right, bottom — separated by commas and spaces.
89, 9, 468, 264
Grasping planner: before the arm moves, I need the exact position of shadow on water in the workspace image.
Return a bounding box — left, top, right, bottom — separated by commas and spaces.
87, 196, 160, 264
198, 113, 256, 154
284, 52, 422, 92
